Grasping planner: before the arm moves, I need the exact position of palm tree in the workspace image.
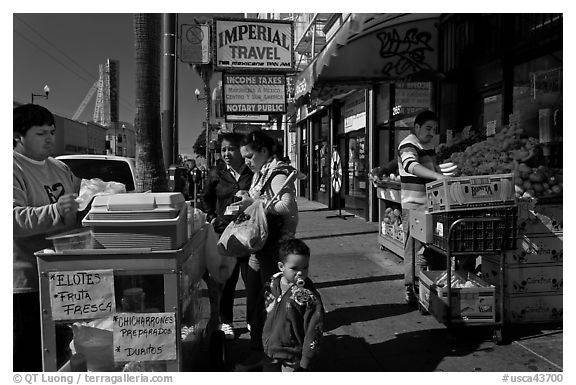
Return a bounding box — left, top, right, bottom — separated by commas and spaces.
133, 13, 167, 192
193, 63, 213, 168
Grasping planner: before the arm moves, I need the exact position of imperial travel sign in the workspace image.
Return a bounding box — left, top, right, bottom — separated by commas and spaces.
214, 18, 294, 71
223, 74, 287, 114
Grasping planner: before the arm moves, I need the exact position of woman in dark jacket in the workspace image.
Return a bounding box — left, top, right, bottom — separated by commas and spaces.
202, 132, 253, 339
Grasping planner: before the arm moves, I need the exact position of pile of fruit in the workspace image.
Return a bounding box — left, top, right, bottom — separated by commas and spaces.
440, 126, 538, 177
369, 166, 401, 186
382, 207, 402, 226
439, 125, 563, 199
514, 163, 563, 199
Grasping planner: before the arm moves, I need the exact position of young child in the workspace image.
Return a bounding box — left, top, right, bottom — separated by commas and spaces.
260, 238, 324, 372
397, 110, 446, 304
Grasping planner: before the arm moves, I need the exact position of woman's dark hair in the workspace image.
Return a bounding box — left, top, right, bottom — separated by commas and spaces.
278, 238, 310, 262
241, 130, 283, 158
414, 110, 438, 127
219, 132, 245, 148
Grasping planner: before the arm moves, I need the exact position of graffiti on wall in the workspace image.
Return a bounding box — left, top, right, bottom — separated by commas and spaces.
376, 28, 435, 78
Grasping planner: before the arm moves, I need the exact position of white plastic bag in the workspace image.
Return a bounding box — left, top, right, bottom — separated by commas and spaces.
185, 225, 209, 285
185, 222, 235, 285
217, 199, 268, 257
76, 178, 126, 211
71, 316, 114, 371
204, 223, 236, 284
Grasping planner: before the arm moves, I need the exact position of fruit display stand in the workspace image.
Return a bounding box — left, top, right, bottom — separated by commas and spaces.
35, 241, 196, 372
376, 183, 404, 257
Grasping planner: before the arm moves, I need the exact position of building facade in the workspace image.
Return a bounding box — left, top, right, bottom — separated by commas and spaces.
288, 13, 562, 222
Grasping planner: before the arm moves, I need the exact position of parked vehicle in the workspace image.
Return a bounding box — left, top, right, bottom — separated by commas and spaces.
56, 154, 137, 192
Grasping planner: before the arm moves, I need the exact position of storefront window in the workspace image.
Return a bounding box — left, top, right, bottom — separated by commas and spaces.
483, 93, 502, 136
512, 51, 562, 142
347, 130, 366, 199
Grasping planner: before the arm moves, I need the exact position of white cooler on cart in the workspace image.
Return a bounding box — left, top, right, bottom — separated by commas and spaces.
82, 192, 188, 251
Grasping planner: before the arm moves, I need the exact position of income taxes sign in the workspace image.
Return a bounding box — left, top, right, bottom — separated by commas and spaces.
214, 18, 294, 71
223, 74, 287, 114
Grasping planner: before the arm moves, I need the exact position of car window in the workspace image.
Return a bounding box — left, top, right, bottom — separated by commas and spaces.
60, 159, 135, 191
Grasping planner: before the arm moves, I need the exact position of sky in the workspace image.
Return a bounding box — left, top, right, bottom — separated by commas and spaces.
13, 13, 244, 159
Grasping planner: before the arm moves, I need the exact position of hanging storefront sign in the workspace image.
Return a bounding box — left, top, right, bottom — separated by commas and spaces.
214, 18, 294, 71
393, 81, 432, 118
343, 92, 366, 133
223, 73, 287, 114
226, 114, 270, 122
180, 24, 211, 64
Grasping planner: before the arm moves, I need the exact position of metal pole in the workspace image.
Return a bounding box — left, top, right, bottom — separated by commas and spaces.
161, 13, 176, 167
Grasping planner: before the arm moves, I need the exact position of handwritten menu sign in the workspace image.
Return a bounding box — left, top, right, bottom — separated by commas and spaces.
113, 313, 177, 362
49, 270, 115, 320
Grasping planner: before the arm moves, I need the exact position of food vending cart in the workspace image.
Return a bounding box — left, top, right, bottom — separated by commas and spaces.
36, 193, 203, 372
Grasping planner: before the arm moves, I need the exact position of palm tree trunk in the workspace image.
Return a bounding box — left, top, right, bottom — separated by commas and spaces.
202, 70, 212, 168
133, 13, 167, 192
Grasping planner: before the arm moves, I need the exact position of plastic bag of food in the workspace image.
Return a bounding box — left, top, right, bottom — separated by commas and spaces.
185, 201, 207, 238
70, 316, 114, 372
76, 178, 126, 211
217, 199, 268, 257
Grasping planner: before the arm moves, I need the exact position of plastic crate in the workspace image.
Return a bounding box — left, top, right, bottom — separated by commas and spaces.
426, 174, 516, 213
432, 207, 518, 252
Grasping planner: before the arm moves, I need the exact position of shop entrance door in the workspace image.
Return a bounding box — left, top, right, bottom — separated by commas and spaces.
312, 141, 330, 205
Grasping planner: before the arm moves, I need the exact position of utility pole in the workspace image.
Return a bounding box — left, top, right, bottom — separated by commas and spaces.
161, 13, 177, 167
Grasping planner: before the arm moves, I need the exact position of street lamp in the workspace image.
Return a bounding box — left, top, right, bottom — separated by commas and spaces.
194, 87, 211, 169
31, 85, 50, 104
194, 88, 205, 101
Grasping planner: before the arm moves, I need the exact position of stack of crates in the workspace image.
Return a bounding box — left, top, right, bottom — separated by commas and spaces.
425, 174, 518, 253
481, 202, 563, 324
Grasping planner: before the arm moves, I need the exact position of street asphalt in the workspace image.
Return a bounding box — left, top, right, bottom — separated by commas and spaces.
189, 197, 563, 373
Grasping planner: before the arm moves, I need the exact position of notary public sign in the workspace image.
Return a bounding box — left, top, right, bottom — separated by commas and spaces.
214, 18, 294, 71
113, 312, 177, 362
223, 73, 287, 114
49, 269, 115, 320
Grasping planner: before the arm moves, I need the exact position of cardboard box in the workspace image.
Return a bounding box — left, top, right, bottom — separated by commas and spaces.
517, 234, 563, 261
426, 174, 516, 213
500, 294, 563, 323
394, 227, 406, 243
419, 270, 495, 324
409, 210, 433, 243
385, 223, 395, 238
377, 187, 401, 203
503, 248, 563, 265
481, 256, 562, 295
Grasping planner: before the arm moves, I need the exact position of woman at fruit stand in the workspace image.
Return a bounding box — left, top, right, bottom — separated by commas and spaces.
228, 130, 304, 371
13, 104, 82, 371
397, 110, 448, 304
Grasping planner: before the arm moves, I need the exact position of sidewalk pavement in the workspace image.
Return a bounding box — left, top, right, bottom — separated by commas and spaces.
191, 197, 563, 372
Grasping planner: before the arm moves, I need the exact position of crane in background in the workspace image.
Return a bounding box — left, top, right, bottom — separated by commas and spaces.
71, 81, 98, 120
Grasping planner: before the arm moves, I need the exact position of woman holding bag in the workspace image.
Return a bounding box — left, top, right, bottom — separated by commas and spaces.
202, 132, 253, 339
230, 130, 304, 371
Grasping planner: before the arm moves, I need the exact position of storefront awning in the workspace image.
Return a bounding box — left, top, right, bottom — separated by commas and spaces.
294, 13, 443, 105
